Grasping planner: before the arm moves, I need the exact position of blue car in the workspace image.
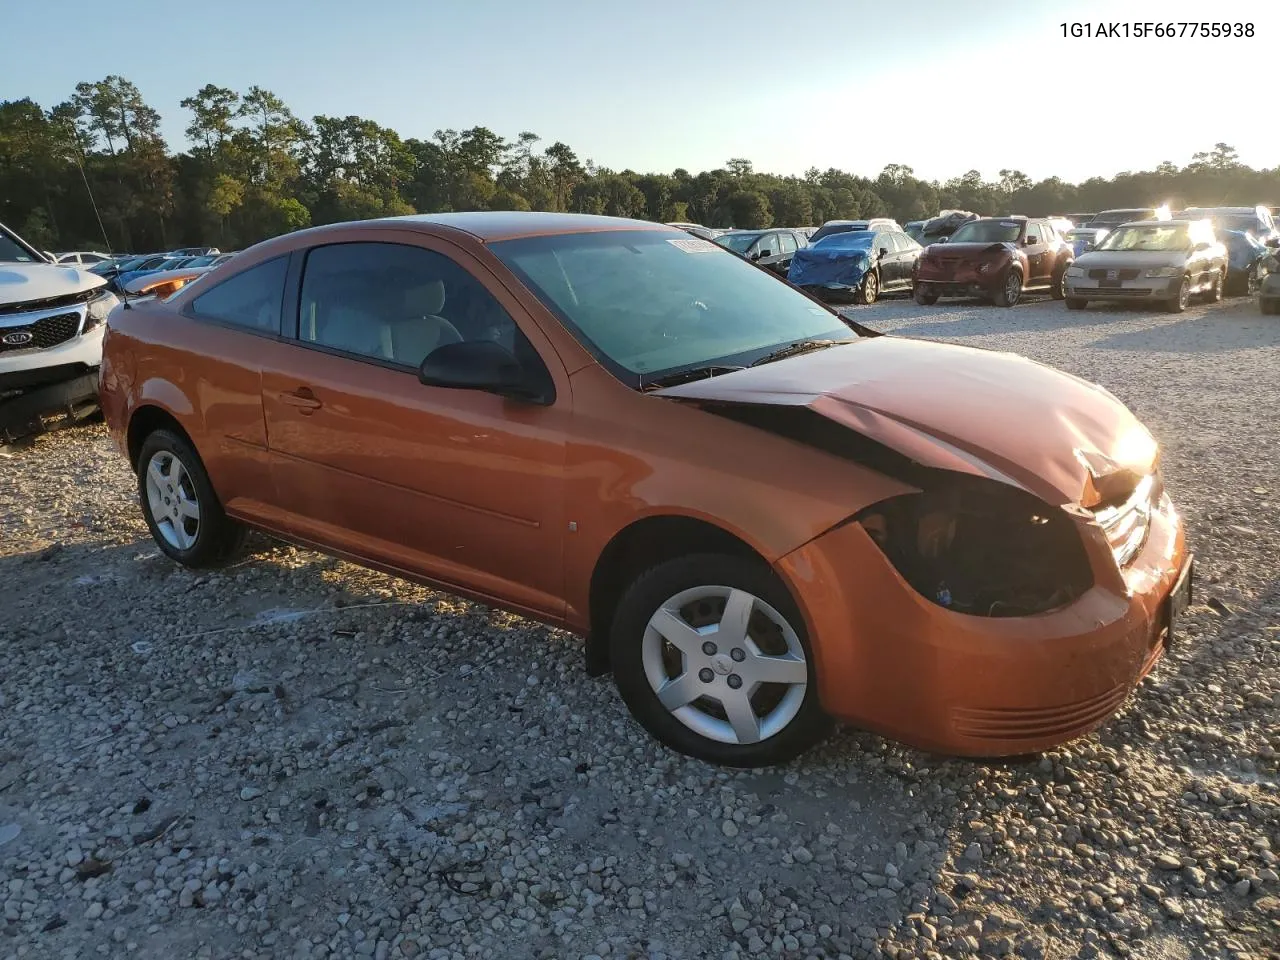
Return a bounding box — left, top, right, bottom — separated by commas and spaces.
786, 228, 921, 304
115, 256, 188, 289
1219, 230, 1269, 296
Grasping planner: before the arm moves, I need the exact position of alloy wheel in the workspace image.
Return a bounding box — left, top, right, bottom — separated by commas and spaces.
640, 585, 808, 745
1005, 272, 1021, 305
144, 450, 201, 551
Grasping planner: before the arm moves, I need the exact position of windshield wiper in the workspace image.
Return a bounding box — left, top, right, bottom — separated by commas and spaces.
641, 364, 746, 391
748, 338, 855, 368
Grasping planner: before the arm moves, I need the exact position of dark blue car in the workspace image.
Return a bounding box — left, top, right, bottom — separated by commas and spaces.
1219, 230, 1269, 295
786, 228, 921, 304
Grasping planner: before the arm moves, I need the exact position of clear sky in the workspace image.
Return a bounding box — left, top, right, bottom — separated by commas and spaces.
4, 0, 1275, 184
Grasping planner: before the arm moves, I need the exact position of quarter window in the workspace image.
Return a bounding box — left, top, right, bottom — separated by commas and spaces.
297, 242, 523, 368
188, 256, 288, 334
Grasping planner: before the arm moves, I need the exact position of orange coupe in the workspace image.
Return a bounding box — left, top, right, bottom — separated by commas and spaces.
99, 213, 1192, 767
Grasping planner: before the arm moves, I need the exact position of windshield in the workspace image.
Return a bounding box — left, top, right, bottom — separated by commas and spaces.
1096, 224, 1190, 252
715, 233, 763, 254
1208, 215, 1261, 234
0, 234, 39, 262
809, 223, 863, 243
1089, 211, 1152, 227
948, 220, 1023, 244
491, 230, 856, 386
813, 231, 875, 250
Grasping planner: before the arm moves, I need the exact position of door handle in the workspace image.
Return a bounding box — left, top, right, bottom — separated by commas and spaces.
280, 388, 322, 412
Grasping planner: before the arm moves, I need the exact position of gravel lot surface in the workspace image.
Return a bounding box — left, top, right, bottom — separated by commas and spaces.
2, 293, 1278, 960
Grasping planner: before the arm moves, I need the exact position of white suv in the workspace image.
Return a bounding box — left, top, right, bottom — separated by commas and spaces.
1, 223, 119, 440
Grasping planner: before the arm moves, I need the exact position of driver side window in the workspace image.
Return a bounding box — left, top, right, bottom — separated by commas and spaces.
297, 242, 522, 369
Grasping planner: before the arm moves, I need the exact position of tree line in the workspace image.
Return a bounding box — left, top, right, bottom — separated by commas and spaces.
2, 76, 1277, 253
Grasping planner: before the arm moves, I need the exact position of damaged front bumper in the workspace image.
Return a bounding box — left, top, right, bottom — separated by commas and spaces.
775, 487, 1188, 757
0, 363, 101, 438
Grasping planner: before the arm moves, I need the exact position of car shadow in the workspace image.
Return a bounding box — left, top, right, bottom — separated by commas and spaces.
1092, 300, 1280, 352
0, 532, 1089, 956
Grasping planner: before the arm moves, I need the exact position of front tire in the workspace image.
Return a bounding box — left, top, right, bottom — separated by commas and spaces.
1165, 276, 1191, 314
856, 270, 879, 305
992, 268, 1023, 307
913, 285, 939, 306
136, 429, 245, 568
609, 554, 830, 767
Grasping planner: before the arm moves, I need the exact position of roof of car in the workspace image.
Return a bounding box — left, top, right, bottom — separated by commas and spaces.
383, 212, 672, 242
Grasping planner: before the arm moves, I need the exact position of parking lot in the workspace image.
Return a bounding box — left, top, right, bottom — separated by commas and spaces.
2, 295, 1278, 960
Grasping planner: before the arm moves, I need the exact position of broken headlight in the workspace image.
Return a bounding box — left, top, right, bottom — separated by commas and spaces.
82, 289, 120, 332
855, 477, 1094, 618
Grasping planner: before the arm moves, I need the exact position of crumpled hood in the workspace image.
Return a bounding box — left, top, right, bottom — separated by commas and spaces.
1074, 249, 1187, 270
0, 262, 106, 306
787, 246, 871, 287
655, 336, 1157, 507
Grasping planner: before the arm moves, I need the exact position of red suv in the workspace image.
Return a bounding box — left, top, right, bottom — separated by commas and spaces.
913, 217, 1074, 307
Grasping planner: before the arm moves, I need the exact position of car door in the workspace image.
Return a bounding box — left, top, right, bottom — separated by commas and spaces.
259, 234, 570, 619
890, 232, 922, 290
869, 232, 895, 288
752, 233, 784, 273
775, 232, 799, 274
176, 253, 296, 514
1021, 221, 1051, 284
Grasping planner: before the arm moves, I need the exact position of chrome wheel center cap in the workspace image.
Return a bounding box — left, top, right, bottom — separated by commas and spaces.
711, 654, 733, 676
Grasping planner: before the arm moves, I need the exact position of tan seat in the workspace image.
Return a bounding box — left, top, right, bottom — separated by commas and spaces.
383, 279, 462, 365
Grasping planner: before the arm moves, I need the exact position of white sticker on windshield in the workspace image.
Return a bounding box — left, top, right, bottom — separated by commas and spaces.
667, 237, 719, 253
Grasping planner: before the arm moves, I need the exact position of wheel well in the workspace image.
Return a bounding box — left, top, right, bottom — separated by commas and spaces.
126, 406, 191, 471
584, 516, 763, 676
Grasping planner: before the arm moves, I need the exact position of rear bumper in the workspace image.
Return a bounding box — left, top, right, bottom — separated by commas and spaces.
775, 494, 1188, 757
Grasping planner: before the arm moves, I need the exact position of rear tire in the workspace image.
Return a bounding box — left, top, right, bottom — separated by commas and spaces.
1065, 297, 1087, 310
136, 429, 246, 568
610, 553, 831, 768
1165, 276, 1191, 314
992, 268, 1023, 307
1051, 266, 1068, 300
1204, 269, 1224, 303
856, 270, 879, 305
913, 285, 939, 306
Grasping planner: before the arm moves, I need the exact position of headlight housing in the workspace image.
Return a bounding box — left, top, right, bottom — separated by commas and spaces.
82, 289, 120, 332
855, 477, 1095, 617
1144, 267, 1180, 279
1065, 266, 1084, 277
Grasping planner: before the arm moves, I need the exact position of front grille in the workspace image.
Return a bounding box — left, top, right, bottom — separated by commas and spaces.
1087, 268, 1140, 281
1085, 287, 1152, 297
0, 311, 82, 353
0, 287, 98, 317
951, 681, 1131, 741
1094, 472, 1161, 567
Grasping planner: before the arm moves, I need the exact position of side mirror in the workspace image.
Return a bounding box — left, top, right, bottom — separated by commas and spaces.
878, 247, 889, 259
1023, 237, 1039, 246
418, 340, 550, 404
758, 249, 773, 258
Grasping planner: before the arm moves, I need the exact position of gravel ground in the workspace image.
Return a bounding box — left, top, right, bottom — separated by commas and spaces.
1, 293, 1278, 960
